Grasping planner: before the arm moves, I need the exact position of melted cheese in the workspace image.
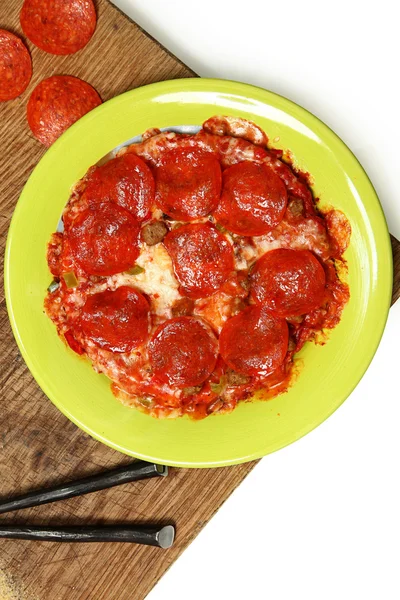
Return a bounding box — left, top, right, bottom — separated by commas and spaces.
255, 217, 329, 258
194, 293, 237, 332
234, 216, 331, 267
110, 244, 181, 318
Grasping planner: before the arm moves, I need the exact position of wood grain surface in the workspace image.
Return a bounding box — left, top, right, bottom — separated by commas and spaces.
0, 1, 399, 599
391, 235, 400, 305
0, 2, 257, 599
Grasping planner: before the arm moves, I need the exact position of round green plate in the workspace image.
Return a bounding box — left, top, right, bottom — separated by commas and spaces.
4, 79, 392, 467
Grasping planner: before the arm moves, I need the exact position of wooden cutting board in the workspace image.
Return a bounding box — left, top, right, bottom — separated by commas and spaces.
0, 1, 399, 599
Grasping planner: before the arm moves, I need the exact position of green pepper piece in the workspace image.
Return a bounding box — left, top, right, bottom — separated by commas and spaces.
126, 265, 145, 275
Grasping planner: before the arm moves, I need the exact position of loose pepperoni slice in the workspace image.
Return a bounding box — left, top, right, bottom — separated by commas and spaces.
148, 317, 218, 388
27, 75, 102, 147
213, 161, 287, 236
154, 148, 222, 220
79, 286, 150, 353
164, 223, 234, 299
68, 202, 140, 276
0, 30, 32, 102
250, 248, 326, 317
20, 0, 96, 55
219, 305, 289, 376
82, 154, 154, 222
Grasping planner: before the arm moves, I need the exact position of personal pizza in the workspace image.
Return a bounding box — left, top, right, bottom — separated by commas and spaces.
45, 115, 351, 419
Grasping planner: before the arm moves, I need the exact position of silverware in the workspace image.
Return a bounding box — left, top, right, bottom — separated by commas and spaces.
0, 461, 174, 548
0, 461, 167, 515
0, 525, 175, 548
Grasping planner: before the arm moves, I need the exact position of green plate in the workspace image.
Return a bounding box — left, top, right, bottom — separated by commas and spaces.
4, 79, 392, 467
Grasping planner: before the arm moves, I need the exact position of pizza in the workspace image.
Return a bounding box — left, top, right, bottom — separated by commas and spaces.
45, 115, 351, 419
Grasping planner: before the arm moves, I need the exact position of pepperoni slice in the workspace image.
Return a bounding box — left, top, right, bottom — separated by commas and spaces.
82, 154, 154, 222
0, 30, 32, 102
213, 161, 287, 236
148, 317, 218, 388
20, 0, 96, 55
154, 148, 222, 220
27, 75, 102, 147
164, 223, 234, 299
68, 202, 140, 276
79, 286, 150, 353
219, 305, 289, 376
250, 248, 326, 317
64, 330, 85, 355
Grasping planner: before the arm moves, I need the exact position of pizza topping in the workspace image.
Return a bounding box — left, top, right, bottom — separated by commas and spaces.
225, 369, 251, 386
20, 0, 96, 55
47, 280, 60, 293
46, 232, 64, 276
0, 30, 32, 102
154, 148, 222, 220
249, 210, 331, 261
141, 220, 168, 246
324, 209, 351, 258
68, 202, 140, 276
119, 244, 180, 317
250, 248, 326, 317
183, 386, 202, 396
203, 115, 269, 147
64, 330, 85, 355
164, 222, 234, 298
27, 75, 102, 147
125, 264, 145, 276
171, 297, 195, 317
219, 305, 289, 376
263, 157, 315, 211
142, 127, 162, 141
82, 154, 154, 222
213, 162, 287, 236
287, 197, 305, 218
219, 270, 250, 298
62, 271, 78, 289
148, 317, 218, 388
78, 286, 150, 353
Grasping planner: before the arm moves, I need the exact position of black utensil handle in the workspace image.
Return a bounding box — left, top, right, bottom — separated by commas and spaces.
0, 525, 175, 548
0, 461, 168, 515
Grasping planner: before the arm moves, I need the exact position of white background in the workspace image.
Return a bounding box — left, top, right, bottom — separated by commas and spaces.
113, 2, 400, 598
